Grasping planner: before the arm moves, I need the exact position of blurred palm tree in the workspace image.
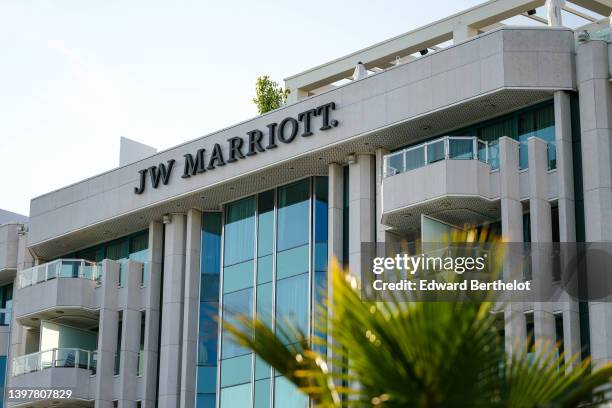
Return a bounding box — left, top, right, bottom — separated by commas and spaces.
224, 225, 612, 407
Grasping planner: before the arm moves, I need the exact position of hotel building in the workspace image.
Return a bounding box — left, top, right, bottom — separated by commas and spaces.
2, 0, 612, 406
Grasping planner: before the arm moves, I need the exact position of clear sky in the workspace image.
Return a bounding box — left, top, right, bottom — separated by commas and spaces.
0, 1, 591, 216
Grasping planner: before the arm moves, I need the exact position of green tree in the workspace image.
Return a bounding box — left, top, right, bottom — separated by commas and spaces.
225, 257, 612, 407
252, 75, 290, 114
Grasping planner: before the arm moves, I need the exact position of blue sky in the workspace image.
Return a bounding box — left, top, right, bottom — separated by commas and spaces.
0, 1, 593, 215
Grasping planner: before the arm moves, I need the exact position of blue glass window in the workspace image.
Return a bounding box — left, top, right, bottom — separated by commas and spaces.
224, 197, 256, 266
220, 383, 251, 408
221, 354, 252, 387
254, 378, 271, 408
197, 213, 222, 408
277, 180, 310, 251
257, 191, 275, 257
274, 376, 308, 408
276, 273, 309, 343
222, 288, 253, 359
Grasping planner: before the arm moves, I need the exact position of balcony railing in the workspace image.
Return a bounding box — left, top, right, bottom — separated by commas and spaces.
12, 348, 97, 377
383, 136, 491, 178
17, 259, 102, 289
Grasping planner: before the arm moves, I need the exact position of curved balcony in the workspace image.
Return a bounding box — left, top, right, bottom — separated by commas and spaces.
382, 136, 500, 234
15, 260, 101, 329
10, 348, 95, 406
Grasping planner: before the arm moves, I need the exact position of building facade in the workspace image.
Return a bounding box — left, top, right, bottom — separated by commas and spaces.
2, 0, 612, 406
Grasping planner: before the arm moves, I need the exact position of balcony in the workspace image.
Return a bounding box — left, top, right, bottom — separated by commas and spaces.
13, 348, 97, 376
17, 259, 101, 289
384, 136, 493, 178
15, 260, 101, 328
11, 348, 95, 406
382, 136, 500, 234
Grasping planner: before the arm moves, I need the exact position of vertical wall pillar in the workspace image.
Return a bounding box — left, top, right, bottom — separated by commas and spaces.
158, 213, 187, 407
327, 162, 344, 379
375, 148, 390, 243
528, 137, 556, 353
348, 154, 375, 275
577, 39, 612, 367
180, 209, 202, 408
143, 221, 163, 407
119, 261, 146, 407
94, 260, 120, 408
554, 90, 581, 366
555, 91, 576, 243
328, 163, 344, 267
499, 137, 526, 356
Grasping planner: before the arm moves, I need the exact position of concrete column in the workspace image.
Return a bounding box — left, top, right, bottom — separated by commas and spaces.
554, 91, 576, 242
158, 213, 187, 407
348, 154, 375, 276
453, 24, 478, 44
118, 261, 146, 407
528, 137, 556, 353
94, 260, 121, 407
553, 90, 581, 366
375, 148, 390, 243
499, 137, 526, 356
143, 221, 163, 407
327, 163, 344, 380
328, 162, 344, 268
577, 39, 612, 367
180, 209, 202, 408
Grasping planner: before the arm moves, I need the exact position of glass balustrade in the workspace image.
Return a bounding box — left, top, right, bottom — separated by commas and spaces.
17, 259, 102, 289
383, 136, 490, 178
0, 308, 11, 326
12, 348, 97, 376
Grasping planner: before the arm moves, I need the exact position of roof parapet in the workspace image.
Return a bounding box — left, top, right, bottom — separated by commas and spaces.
284, 0, 611, 102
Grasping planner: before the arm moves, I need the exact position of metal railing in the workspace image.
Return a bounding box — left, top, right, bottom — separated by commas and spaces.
383, 136, 490, 178
17, 259, 102, 289
12, 348, 97, 377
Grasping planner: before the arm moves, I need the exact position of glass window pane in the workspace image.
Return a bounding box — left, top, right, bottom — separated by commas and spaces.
256, 282, 273, 328
277, 180, 309, 251
276, 245, 309, 280
197, 366, 217, 394
224, 197, 256, 266
223, 260, 254, 294
448, 138, 473, 159
386, 151, 404, 175
274, 376, 307, 408
220, 383, 251, 408
405, 145, 425, 171
198, 302, 218, 365
221, 354, 252, 387
254, 378, 270, 408
255, 355, 270, 380
257, 255, 273, 285
196, 394, 215, 408
202, 214, 222, 274
426, 139, 445, 163
200, 274, 220, 302
258, 190, 275, 257
222, 288, 252, 358
276, 273, 308, 342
